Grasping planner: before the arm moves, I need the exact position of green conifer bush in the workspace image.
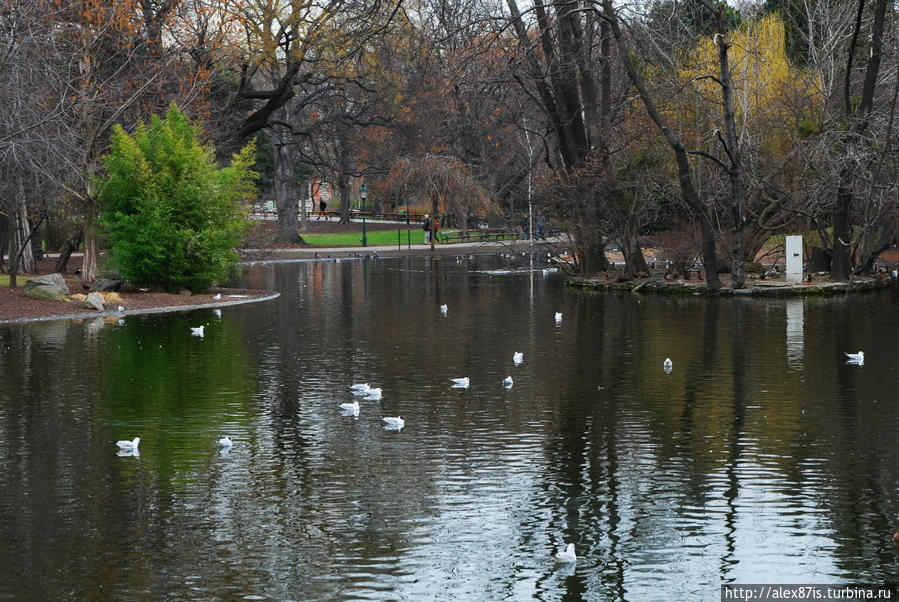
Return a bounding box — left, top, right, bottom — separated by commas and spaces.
99, 104, 256, 292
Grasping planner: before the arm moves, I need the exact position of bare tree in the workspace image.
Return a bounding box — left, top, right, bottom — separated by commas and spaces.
600, 0, 722, 289
386, 153, 495, 250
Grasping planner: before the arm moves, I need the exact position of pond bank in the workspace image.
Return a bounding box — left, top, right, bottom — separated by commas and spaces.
568, 273, 894, 296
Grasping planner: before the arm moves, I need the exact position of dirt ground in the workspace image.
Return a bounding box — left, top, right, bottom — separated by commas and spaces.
0, 255, 274, 323
0, 220, 393, 322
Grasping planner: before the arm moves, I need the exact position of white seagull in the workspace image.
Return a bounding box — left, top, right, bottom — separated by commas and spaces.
362, 387, 382, 400
212, 293, 222, 300
440, 304, 448, 316
845, 351, 864, 364
513, 352, 523, 365
350, 383, 371, 392
217, 436, 233, 447
116, 437, 140, 450
339, 401, 361, 416
503, 376, 513, 388
663, 358, 673, 373
382, 416, 405, 429
555, 312, 563, 324
190, 325, 204, 337
554, 543, 577, 563
450, 377, 470, 388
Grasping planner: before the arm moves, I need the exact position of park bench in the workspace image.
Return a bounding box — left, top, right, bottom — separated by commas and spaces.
441, 228, 509, 243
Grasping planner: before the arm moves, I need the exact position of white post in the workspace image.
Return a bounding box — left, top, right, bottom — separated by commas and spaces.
785, 235, 803, 283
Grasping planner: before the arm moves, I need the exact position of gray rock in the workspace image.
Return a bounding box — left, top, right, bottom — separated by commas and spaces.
83, 292, 106, 311
89, 278, 123, 292
23, 273, 69, 301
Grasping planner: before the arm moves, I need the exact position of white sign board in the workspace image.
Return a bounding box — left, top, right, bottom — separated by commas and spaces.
785, 235, 803, 283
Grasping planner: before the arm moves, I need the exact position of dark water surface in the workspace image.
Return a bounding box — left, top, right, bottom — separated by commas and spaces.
3, 254, 899, 600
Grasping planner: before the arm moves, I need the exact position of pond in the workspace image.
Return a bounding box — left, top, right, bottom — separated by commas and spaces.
2, 254, 899, 600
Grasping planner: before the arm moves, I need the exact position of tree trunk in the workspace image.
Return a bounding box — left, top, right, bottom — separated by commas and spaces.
8, 224, 18, 289
53, 230, 83, 274
272, 101, 303, 244
14, 176, 34, 274
273, 138, 301, 244
0, 216, 6, 273
622, 236, 650, 277
338, 171, 351, 224
81, 195, 101, 282
713, 12, 746, 289
430, 195, 438, 251
831, 178, 854, 280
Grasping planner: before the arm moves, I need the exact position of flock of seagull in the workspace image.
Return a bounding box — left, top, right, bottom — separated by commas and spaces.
115, 305, 577, 559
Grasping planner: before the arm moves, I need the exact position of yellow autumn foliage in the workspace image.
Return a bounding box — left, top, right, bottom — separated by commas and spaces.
678, 14, 824, 152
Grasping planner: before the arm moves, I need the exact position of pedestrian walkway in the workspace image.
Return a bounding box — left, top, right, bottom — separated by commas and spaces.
241, 236, 564, 260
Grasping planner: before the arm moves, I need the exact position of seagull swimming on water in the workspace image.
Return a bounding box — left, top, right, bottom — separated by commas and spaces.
554, 543, 577, 563
217, 436, 233, 447
350, 383, 371, 392
362, 388, 382, 400
190, 325, 204, 337
513, 352, 523, 365
382, 416, 405, 429
339, 401, 360, 415
450, 377, 470, 388
845, 351, 864, 364
663, 358, 673, 373
503, 376, 513, 388
116, 437, 140, 450
555, 312, 563, 324
440, 304, 448, 316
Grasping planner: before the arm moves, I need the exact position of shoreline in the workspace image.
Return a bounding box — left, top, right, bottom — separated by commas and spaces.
568, 273, 895, 296
4, 238, 895, 325
0, 289, 280, 326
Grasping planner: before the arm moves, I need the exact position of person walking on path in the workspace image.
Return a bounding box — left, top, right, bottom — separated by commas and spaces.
535, 213, 546, 240
318, 199, 327, 220
423, 214, 431, 244
431, 215, 440, 243
521, 215, 530, 240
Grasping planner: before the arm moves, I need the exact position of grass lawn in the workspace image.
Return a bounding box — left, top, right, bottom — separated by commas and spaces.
300, 229, 519, 247
0, 275, 33, 287
301, 229, 421, 247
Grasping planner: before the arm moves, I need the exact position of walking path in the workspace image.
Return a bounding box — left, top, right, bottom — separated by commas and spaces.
240, 237, 564, 262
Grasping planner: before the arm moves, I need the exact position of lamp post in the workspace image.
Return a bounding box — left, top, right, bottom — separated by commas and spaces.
360, 183, 368, 247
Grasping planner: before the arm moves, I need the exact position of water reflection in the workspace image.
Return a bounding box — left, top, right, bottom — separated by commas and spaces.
2, 257, 899, 600
786, 299, 804, 368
